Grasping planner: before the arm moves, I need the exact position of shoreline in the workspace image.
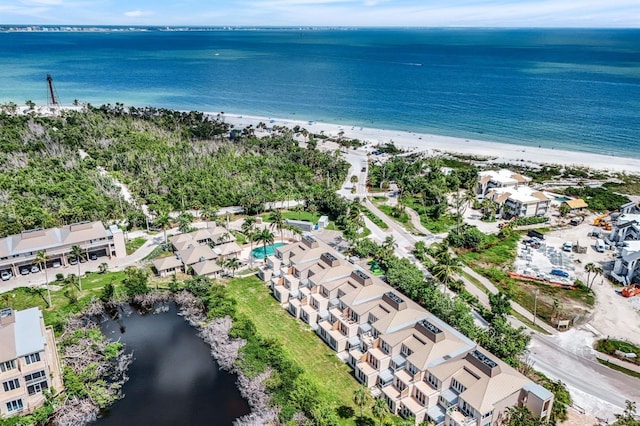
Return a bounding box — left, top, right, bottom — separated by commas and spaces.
219, 112, 640, 174
12, 104, 640, 174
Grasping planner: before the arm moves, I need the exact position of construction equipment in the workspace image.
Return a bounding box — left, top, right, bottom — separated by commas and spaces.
593, 214, 608, 226
622, 283, 640, 298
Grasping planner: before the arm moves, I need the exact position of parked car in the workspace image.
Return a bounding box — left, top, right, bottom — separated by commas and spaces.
20, 267, 30, 275
89, 253, 98, 261
30, 265, 40, 273
52, 261, 61, 268
1, 271, 11, 281
69, 258, 78, 265
551, 269, 570, 278
562, 241, 573, 252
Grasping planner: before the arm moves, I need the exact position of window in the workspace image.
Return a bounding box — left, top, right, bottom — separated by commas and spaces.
482, 410, 493, 419
6, 399, 23, 413
426, 373, 439, 389
24, 352, 41, 365
460, 400, 473, 416
380, 341, 390, 354
394, 378, 406, 391
2, 379, 20, 392
543, 400, 550, 412
369, 354, 379, 369
400, 344, 413, 357
414, 389, 427, 406
27, 380, 48, 396
25, 371, 47, 382
407, 362, 418, 376
0, 360, 16, 372
451, 378, 466, 394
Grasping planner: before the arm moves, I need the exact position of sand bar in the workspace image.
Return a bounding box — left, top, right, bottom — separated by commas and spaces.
221, 113, 640, 174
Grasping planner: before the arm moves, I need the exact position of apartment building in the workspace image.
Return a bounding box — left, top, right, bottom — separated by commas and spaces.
477, 170, 531, 196
485, 187, 550, 219
0, 221, 126, 280
259, 238, 554, 426
0, 308, 63, 418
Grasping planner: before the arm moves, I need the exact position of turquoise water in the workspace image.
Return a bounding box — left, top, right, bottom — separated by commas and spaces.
1, 28, 639, 158
252, 242, 287, 258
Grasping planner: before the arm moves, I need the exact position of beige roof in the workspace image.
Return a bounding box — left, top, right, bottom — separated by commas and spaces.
0, 221, 110, 258
461, 369, 528, 413
192, 260, 223, 276
177, 245, 217, 265
372, 308, 428, 335
215, 241, 242, 257
564, 198, 588, 209
342, 284, 388, 310
152, 256, 183, 272
310, 264, 353, 286
289, 246, 325, 265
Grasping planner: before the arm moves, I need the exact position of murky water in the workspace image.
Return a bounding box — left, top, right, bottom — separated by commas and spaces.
94, 303, 250, 425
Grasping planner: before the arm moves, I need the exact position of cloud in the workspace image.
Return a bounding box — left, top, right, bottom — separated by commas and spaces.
124, 9, 154, 17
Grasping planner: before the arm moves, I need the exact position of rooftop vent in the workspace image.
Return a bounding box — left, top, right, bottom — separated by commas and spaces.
468, 349, 500, 376
352, 270, 372, 285
416, 318, 444, 343
382, 291, 406, 311
321, 252, 340, 267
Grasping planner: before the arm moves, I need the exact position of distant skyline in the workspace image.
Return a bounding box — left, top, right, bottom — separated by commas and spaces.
1, 0, 639, 28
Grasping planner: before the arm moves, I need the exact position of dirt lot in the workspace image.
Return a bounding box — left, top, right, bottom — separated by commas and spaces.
540, 215, 640, 344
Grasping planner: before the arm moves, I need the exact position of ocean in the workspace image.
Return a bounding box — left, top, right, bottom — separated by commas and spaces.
0, 28, 639, 158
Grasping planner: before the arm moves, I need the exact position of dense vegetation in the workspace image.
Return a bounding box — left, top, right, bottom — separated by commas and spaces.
562, 186, 629, 212
0, 105, 348, 236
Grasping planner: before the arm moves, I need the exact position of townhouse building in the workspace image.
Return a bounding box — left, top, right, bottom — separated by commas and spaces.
485, 187, 550, 219
152, 225, 241, 278
0, 308, 63, 418
258, 237, 553, 426
0, 221, 126, 280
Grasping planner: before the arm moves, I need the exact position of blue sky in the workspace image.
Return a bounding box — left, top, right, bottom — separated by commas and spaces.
1, 0, 638, 27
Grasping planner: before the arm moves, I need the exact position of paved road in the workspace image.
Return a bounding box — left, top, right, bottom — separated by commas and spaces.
359, 198, 638, 421
529, 333, 640, 421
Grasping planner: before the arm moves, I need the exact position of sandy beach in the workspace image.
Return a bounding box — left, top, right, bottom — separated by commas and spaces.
221, 113, 640, 174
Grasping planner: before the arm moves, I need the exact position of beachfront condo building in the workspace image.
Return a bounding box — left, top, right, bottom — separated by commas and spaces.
0, 308, 63, 418
0, 221, 126, 279
258, 237, 554, 426
477, 169, 531, 197
485, 186, 550, 219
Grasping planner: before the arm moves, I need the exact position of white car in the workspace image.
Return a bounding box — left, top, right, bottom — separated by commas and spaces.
1, 271, 11, 281
562, 241, 573, 252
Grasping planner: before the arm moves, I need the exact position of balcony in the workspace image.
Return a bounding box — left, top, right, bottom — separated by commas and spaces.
447, 407, 476, 426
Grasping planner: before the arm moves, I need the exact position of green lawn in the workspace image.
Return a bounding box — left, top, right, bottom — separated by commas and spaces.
362, 208, 389, 229
126, 237, 147, 255
0, 271, 128, 330
226, 276, 371, 421
261, 210, 319, 223
596, 358, 640, 380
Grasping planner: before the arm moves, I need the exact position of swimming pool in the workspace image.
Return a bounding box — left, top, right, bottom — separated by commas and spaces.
252, 242, 287, 259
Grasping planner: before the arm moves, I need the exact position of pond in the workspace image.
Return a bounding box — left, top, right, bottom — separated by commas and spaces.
94, 303, 250, 425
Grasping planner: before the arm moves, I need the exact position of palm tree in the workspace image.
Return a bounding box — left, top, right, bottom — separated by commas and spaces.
177, 211, 194, 233
226, 257, 241, 277
269, 209, 286, 243
584, 262, 596, 286
201, 205, 219, 228
432, 252, 462, 290
155, 211, 171, 247
350, 175, 359, 185
70, 245, 84, 291
255, 228, 275, 259
36, 250, 52, 307
371, 398, 389, 426
590, 266, 603, 289
353, 385, 370, 417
